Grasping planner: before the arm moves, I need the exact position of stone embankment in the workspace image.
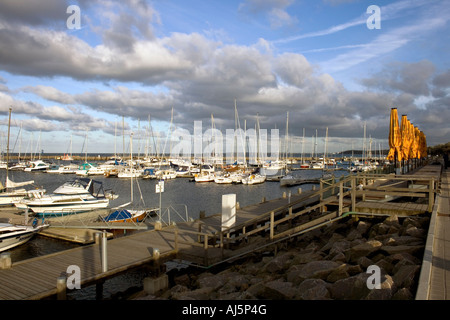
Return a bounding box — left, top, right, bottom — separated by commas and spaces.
135, 214, 429, 300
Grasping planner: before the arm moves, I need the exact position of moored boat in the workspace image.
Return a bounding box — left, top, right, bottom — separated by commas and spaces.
242, 174, 266, 185
100, 208, 152, 223
24, 160, 50, 172
0, 222, 48, 252
15, 178, 116, 217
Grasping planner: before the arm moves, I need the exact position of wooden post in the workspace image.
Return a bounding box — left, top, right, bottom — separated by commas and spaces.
428, 178, 435, 212
198, 222, 202, 243
220, 232, 224, 258
351, 176, 356, 212
203, 235, 208, 266
339, 181, 344, 216
0, 253, 11, 270
362, 176, 366, 202
332, 176, 336, 196
270, 211, 274, 240
319, 180, 323, 202
56, 276, 67, 300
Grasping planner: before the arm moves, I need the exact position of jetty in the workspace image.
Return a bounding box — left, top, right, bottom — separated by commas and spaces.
0, 162, 446, 300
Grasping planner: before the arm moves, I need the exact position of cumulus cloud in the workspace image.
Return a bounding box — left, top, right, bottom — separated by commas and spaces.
1, 0, 449, 151
238, 0, 297, 29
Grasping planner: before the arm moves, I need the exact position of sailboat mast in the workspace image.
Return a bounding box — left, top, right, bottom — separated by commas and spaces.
130, 133, 133, 203
301, 128, 305, 165
6, 107, 11, 187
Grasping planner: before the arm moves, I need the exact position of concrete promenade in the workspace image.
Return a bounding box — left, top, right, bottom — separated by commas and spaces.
417, 167, 449, 299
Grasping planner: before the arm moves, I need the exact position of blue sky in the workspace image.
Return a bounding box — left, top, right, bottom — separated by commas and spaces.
0, 0, 449, 156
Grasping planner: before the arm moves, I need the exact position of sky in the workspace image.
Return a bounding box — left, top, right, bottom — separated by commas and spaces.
0, 0, 449, 157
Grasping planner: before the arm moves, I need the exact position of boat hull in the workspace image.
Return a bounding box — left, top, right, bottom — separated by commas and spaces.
28, 199, 110, 217
0, 224, 47, 252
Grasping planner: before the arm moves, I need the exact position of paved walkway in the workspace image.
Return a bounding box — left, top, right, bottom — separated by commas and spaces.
417, 166, 450, 299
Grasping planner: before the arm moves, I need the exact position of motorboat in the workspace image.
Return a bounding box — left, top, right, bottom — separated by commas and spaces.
15, 178, 116, 217
0, 222, 48, 252
24, 160, 50, 172
45, 164, 78, 174
75, 163, 105, 176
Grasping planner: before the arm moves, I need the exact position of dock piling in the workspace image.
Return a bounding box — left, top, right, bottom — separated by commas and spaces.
56, 275, 67, 300
101, 231, 108, 273
0, 252, 12, 269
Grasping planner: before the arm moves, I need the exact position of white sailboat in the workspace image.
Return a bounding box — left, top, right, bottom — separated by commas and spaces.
1, 108, 46, 206
242, 173, 266, 185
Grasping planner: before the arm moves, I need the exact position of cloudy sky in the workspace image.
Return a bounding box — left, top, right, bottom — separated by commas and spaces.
0, 0, 449, 156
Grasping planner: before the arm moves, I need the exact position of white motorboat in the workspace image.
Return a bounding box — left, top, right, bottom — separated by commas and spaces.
75, 163, 105, 176
45, 164, 78, 174
24, 160, 50, 172
0, 222, 48, 252
15, 178, 116, 217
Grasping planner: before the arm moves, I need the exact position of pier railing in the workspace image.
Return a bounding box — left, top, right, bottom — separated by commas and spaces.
160, 168, 438, 267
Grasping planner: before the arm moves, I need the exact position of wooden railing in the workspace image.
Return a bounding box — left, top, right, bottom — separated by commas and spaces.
160, 170, 438, 267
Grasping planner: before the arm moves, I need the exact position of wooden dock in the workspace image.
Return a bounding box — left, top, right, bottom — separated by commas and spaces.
416, 165, 449, 299
0, 164, 442, 300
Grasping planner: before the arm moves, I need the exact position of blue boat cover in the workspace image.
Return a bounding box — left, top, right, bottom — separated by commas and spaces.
104, 209, 132, 222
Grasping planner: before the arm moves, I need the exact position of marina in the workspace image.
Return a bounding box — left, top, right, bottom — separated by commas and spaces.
0, 156, 446, 300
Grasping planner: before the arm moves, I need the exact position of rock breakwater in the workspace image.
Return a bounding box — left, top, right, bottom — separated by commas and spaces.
136, 214, 429, 300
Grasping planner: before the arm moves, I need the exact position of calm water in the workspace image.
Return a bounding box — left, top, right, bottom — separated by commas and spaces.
1, 164, 348, 299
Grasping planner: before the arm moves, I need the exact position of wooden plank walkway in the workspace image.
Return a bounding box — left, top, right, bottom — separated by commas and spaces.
417, 166, 449, 299
0, 188, 319, 300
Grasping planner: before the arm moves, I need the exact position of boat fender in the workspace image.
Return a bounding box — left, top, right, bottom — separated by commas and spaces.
32, 218, 38, 228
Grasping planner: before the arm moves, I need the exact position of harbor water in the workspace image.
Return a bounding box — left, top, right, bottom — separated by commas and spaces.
1, 164, 349, 299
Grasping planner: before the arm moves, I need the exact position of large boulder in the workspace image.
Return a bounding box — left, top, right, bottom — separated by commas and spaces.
345, 240, 383, 263
365, 274, 396, 300
296, 260, 342, 281
393, 265, 421, 289
329, 273, 371, 300
380, 245, 424, 257
196, 272, 230, 290
259, 280, 297, 300
296, 279, 331, 300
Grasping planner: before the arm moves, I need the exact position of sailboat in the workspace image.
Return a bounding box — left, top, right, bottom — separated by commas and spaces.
101, 133, 152, 223
1, 108, 46, 206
